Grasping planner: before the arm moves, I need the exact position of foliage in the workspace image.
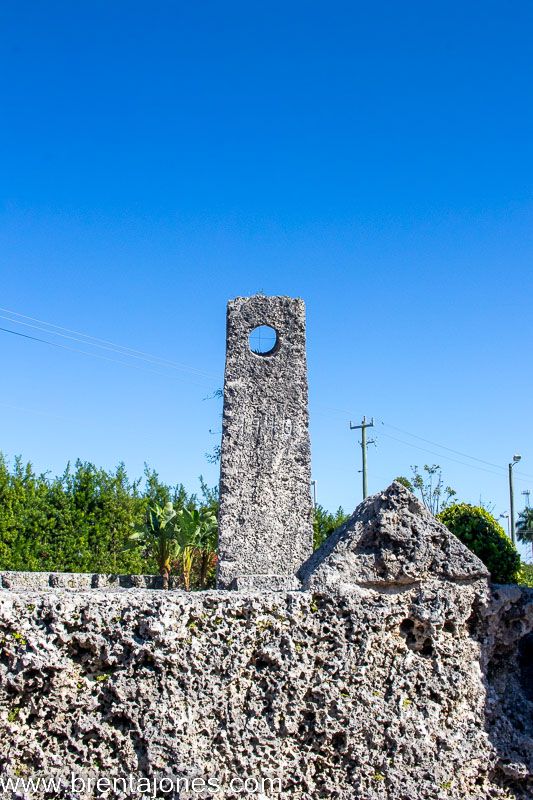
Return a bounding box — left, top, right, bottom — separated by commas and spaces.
516, 508, 533, 544
437, 503, 521, 584
205, 445, 221, 465
204, 388, 223, 464
0, 455, 148, 574
518, 563, 533, 588
0, 452, 364, 587
394, 476, 413, 491
125, 499, 219, 590
410, 465, 456, 515
0, 454, 215, 587
176, 506, 218, 589
313, 504, 349, 550
125, 502, 180, 589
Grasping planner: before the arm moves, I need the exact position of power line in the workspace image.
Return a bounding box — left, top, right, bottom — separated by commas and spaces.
0, 305, 187, 364
0, 326, 213, 387
311, 407, 533, 481
380, 420, 506, 471
0, 307, 220, 381
2, 307, 529, 481
379, 421, 533, 481
0, 401, 78, 424
378, 429, 521, 478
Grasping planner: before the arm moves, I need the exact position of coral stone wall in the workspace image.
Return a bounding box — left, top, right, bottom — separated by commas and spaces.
1, 484, 532, 799
0, 582, 531, 799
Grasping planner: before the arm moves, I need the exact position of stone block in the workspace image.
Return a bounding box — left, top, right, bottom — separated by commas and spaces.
217, 295, 314, 589
299, 480, 489, 592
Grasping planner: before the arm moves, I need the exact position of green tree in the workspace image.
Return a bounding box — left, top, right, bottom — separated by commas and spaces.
518, 563, 533, 587
410, 464, 456, 515
438, 503, 521, 584
0, 453, 217, 585
125, 502, 181, 589
516, 508, 533, 544
178, 506, 218, 589
394, 476, 414, 491
0, 454, 17, 567
0, 453, 362, 590
517, 508, 533, 564
313, 504, 349, 550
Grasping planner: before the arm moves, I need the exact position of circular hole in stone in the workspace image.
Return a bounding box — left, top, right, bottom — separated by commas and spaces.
249, 325, 278, 356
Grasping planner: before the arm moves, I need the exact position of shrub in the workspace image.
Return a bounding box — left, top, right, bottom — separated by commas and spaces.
0, 454, 218, 587
437, 503, 521, 584
518, 563, 533, 588
313, 504, 349, 550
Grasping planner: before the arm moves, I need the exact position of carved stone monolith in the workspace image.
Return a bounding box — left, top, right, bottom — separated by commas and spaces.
216, 295, 314, 590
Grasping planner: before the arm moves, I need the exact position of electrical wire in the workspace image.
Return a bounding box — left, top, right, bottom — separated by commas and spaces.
0, 401, 77, 424
0, 326, 213, 387
378, 430, 506, 478
311, 406, 532, 481
378, 421, 533, 481
0, 307, 220, 381
2, 306, 530, 482
380, 420, 507, 471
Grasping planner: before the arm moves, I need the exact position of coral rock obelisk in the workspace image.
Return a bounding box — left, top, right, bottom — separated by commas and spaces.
216, 295, 314, 590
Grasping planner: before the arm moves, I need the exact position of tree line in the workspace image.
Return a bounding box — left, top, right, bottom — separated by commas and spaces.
0, 454, 530, 588
0, 455, 200, 579
0, 454, 348, 589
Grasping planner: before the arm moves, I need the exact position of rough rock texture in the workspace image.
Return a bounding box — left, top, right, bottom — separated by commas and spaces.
0, 572, 175, 591
1, 586, 532, 799
217, 295, 314, 590
482, 585, 533, 788
298, 482, 489, 591
0, 485, 532, 799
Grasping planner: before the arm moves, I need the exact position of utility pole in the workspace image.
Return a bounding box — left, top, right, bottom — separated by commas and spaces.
509, 454, 522, 545
350, 416, 375, 500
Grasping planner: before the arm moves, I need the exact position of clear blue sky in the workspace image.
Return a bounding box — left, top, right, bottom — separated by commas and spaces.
1, 2, 532, 554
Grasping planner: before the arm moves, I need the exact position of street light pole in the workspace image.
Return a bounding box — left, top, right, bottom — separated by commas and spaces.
509, 454, 522, 545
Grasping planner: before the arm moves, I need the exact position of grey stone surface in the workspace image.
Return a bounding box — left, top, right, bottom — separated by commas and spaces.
482, 584, 533, 786
217, 295, 314, 590
0, 572, 176, 591
299, 481, 489, 592
0, 485, 532, 798
0, 584, 532, 798
232, 574, 302, 592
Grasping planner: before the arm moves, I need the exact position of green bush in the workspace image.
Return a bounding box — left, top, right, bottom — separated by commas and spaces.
437, 503, 521, 584
0, 454, 199, 577
0, 452, 350, 585
518, 563, 533, 588
313, 504, 349, 550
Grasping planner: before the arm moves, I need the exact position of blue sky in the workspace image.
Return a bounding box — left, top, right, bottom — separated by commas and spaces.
1, 2, 532, 554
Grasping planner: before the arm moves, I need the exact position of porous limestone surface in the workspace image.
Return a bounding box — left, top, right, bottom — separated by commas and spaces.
0, 572, 170, 591
217, 295, 314, 590
481, 584, 533, 787
0, 584, 531, 800
299, 482, 489, 591
1, 484, 532, 799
